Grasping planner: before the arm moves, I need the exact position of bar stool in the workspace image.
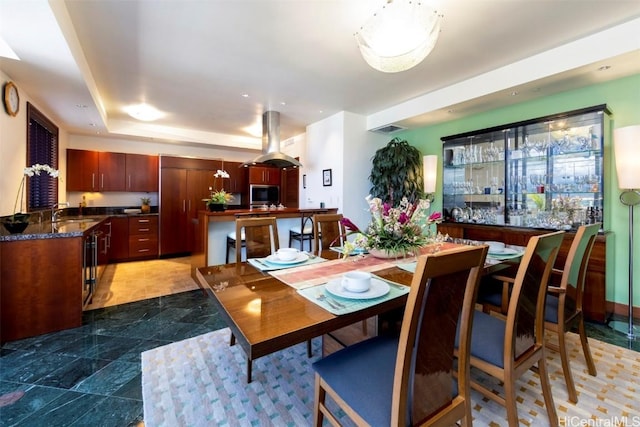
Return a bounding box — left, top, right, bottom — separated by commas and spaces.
289, 209, 327, 252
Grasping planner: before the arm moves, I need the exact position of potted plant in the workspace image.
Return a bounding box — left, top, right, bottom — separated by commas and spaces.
369, 137, 425, 206
2, 164, 59, 234
141, 197, 151, 214
207, 190, 233, 211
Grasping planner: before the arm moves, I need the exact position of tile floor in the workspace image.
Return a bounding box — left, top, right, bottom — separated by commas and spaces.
1, 256, 638, 426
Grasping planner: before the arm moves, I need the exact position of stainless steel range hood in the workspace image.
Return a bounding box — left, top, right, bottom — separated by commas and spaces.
242, 111, 302, 169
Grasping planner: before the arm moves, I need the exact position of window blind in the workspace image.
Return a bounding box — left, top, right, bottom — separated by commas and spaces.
27, 102, 59, 211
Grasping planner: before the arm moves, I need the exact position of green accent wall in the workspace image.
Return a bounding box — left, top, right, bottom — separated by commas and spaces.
399, 73, 640, 309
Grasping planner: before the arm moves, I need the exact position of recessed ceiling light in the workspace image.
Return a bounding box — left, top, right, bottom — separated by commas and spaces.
447, 109, 454, 113
124, 103, 164, 121
511, 91, 519, 96
598, 65, 611, 71
280, 101, 286, 106
76, 104, 88, 108
242, 94, 249, 98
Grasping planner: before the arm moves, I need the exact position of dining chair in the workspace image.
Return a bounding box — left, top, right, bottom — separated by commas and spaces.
234, 216, 279, 264
457, 230, 564, 426
544, 222, 600, 403
312, 213, 345, 255
226, 212, 272, 263
289, 209, 327, 252
313, 245, 488, 427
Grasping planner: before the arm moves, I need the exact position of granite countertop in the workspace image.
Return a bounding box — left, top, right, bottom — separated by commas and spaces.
0, 212, 159, 242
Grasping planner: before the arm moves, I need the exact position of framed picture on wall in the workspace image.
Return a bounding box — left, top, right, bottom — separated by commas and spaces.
322, 169, 332, 186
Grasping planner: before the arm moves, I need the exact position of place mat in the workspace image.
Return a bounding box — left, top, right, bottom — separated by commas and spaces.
297, 275, 410, 315
247, 254, 326, 272
270, 256, 398, 290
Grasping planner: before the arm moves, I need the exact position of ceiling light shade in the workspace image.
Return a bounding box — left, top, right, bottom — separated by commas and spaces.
124, 103, 164, 121
423, 154, 438, 193
613, 125, 640, 190
355, 0, 441, 73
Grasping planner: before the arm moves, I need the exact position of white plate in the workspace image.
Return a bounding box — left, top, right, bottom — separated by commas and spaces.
488, 247, 521, 256
265, 253, 309, 265
325, 278, 390, 300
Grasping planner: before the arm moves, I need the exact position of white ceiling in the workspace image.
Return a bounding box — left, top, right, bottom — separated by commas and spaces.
1, 0, 639, 152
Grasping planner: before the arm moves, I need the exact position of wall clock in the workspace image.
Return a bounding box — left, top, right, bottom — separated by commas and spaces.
3, 81, 20, 116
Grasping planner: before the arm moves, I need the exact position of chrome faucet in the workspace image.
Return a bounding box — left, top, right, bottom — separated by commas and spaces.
51, 202, 69, 222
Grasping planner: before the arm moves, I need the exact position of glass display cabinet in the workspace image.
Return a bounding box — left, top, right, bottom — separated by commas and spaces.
441, 105, 610, 230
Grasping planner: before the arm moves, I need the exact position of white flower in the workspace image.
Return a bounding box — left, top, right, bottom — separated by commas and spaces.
214, 169, 230, 179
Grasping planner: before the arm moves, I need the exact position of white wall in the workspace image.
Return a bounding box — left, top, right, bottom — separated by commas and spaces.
303, 111, 388, 228
1, 70, 68, 216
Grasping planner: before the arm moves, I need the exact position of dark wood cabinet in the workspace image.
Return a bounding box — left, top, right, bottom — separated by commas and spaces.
126, 153, 158, 192
437, 222, 608, 322
159, 156, 221, 256
248, 166, 280, 185
160, 167, 189, 255
128, 216, 158, 259
225, 161, 246, 193
110, 216, 130, 261
66, 149, 99, 191
1, 237, 83, 343
98, 152, 126, 191
67, 149, 157, 192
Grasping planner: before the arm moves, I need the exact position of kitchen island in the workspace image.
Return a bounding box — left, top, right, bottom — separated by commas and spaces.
191, 207, 337, 275
0, 217, 109, 343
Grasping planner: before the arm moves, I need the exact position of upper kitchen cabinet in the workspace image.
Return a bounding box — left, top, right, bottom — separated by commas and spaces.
248, 166, 280, 185
99, 152, 126, 191
126, 153, 159, 192
441, 105, 609, 231
224, 161, 246, 193
67, 149, 99, 191
66, 149, 125, 191
67, 149, 157, 192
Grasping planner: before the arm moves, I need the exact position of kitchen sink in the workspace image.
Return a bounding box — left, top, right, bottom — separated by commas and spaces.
54, 218, 98, 224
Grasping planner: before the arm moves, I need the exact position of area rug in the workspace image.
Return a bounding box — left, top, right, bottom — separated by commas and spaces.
142, 328, 640, 426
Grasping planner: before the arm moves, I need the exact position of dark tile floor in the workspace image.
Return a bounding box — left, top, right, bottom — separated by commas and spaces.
0, 290, 226, 427
1, 290, 638, 427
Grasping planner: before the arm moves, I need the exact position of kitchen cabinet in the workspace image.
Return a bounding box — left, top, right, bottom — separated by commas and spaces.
224, 161, 246, 193
248, 166, 280, 185
126, 153, 159, 192
441, 105, 609, 231
159, 156, 220, 256
110, 216, 130, 261
66, 149, 99, 191
436, 222, 608, 322
67, 149, 157, 192
128, 215, 158, 259
1, 236, 83, 342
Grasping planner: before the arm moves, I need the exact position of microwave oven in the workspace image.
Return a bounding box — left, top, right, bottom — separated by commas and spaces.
249, 184, 280, 206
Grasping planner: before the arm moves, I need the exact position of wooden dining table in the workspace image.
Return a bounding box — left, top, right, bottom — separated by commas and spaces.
194, 243, 521, 382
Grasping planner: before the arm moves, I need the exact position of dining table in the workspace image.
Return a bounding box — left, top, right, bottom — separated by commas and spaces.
194, 241, 524, 382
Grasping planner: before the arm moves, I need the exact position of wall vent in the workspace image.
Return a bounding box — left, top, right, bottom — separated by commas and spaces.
371, 124, 406, 134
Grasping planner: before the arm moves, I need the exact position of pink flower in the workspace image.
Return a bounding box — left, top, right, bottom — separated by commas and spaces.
340, 217, 361, 233
398, 212, 409, 224
428, 211, 442, 222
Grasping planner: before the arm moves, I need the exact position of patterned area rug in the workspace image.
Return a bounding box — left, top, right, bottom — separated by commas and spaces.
142, 328, 640, 426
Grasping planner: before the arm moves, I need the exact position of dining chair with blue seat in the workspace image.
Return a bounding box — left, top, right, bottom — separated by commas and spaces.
457, 230, 564, 426
544, 222, 600, 403
312, 244, 488, 427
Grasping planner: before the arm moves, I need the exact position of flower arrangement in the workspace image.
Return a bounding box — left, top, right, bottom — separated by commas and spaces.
8, 164, 59, 222
339, 195, 443, 257
207, 170, 234, 206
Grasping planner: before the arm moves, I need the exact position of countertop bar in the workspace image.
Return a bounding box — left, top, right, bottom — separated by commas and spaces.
191, 207, 337, 275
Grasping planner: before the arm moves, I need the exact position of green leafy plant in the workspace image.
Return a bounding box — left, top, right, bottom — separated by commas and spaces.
141, 197, 151, 206
369, 137, 424, 206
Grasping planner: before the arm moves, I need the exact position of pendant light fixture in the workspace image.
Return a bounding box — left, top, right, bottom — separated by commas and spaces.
355, 0, 442, 73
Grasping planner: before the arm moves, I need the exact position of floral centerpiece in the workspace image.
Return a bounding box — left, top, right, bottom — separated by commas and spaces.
338, 195, 443, 258
3, 164, 59, 233
206, 169, 234, 211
